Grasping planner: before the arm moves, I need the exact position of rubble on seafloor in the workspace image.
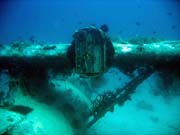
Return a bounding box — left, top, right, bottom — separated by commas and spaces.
0, 69, 92, 135
0, 109, 24, 134
0, 108, 46, 135
0, 85, 74, 135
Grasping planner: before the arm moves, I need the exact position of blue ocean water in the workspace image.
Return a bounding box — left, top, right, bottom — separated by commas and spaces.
0, 0, 180, 44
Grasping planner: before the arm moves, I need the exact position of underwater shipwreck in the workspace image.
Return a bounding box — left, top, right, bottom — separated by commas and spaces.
0, 26, 180, 135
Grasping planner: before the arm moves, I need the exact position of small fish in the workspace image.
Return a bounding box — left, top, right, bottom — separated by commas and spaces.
29, 35, 35, 43
149, 116, 159, 123
9, 105, 33, 115
171, 25, 176, 30
119, 30, 123, 34
136, 100, 154, 111
61, 18, 65, 22
153, 31, 157, 34
167, 12, 173, 16
135, 22, 141, 26
137, 5, 141, 9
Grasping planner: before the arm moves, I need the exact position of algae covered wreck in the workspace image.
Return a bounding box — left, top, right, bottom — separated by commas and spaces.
0, 24, 180, 135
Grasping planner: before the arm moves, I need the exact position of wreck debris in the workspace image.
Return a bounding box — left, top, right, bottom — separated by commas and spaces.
87, 67, 154, 128
0, 39, 179, 134
0, 109, 24, 134
0, 40, 179, 76
67, 26, 114, 76
8, 105, 33, 115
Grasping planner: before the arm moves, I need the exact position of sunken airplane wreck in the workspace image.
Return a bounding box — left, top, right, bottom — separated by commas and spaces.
0, 26, 180, 135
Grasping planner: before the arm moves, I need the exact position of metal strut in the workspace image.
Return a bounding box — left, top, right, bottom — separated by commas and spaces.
87, 67, 154, 128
